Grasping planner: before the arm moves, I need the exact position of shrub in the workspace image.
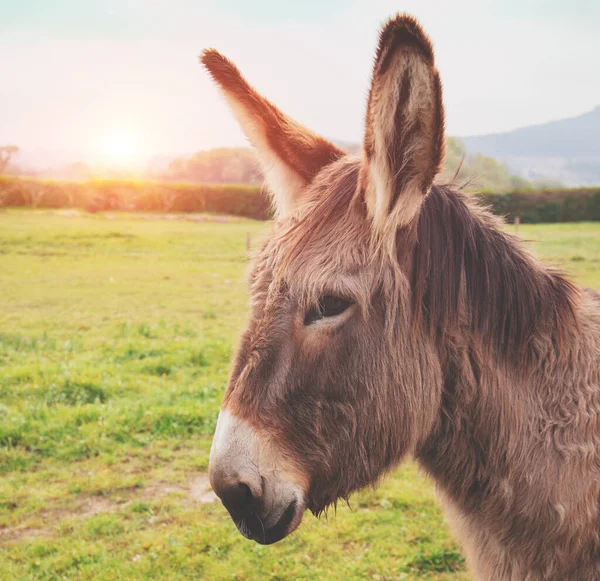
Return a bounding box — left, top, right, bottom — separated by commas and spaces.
475, 187, 600, 223
0, 177, 272, 220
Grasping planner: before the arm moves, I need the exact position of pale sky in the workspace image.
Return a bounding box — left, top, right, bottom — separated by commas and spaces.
1, 0, 599, 164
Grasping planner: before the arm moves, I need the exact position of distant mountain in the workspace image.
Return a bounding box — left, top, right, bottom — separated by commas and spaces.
461, 107, 600, 186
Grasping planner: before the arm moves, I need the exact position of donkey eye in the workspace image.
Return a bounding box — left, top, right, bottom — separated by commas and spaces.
304, 295, 353, 325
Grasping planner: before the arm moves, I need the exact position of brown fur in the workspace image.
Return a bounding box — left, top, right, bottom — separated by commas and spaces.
201, 49, 344, 217
362, 14, 445, 232
204, 13, 600, 580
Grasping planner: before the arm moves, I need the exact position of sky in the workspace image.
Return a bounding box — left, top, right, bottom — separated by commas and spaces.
1, 0, 599, 165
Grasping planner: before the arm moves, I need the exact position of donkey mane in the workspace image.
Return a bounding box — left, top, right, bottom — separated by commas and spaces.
413, 184, 579, 365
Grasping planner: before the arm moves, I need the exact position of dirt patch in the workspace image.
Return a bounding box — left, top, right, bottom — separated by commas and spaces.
41, 209, 240, 223
0, 526, 50, 544
53, 209, 85, 218
0, 473, 217, 545
140, 474, 217, 505
103, 213, 236, 223
141, 482, 187, 499
66, 496, 120, 519
190, 474, 218, 504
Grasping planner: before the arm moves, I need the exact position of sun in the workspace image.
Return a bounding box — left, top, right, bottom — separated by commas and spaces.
99, 132, 140, 166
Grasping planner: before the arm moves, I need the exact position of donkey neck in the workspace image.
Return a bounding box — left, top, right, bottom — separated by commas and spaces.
411, 189, 593, 577
413, 297, 600, 579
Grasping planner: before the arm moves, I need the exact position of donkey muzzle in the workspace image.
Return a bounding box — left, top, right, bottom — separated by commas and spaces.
209, 410, 306, 544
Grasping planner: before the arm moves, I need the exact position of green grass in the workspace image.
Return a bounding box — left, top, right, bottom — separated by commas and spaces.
0, 209, 598, 581
517, 222, 600, 288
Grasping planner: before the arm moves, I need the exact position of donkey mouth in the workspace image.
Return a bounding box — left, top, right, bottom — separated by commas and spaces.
234, 499, 300, 545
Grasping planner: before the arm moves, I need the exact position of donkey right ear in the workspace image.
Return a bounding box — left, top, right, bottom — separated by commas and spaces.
201, 50, 344, 218
362, 15, 445, 234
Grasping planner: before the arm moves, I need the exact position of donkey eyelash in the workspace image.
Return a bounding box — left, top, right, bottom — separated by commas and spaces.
303, 295, 353, 326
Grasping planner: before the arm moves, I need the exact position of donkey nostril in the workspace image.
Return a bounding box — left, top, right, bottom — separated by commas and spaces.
238, 482, 254, 507
217, 478, 261, 516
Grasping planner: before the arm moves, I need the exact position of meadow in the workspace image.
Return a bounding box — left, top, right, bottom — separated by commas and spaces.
0, 209, 599, 581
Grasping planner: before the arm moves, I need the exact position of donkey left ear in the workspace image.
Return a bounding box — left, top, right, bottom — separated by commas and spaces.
362, 15, 445, 233
201, 50, 345, 218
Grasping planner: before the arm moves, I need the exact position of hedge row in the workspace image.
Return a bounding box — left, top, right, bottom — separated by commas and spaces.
0, 177, 271, 220
1, 177, 599, 223
475, 188, 600, 223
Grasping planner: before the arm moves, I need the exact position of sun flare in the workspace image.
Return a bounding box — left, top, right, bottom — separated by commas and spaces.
98, 132, 140, 166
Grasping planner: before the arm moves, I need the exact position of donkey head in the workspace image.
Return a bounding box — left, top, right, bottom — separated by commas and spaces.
203, 14, 445, 544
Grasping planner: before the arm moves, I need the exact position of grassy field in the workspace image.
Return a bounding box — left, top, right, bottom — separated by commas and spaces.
0, 209, 598, 581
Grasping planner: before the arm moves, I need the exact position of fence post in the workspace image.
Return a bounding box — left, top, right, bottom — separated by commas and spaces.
514, 215, 520, 235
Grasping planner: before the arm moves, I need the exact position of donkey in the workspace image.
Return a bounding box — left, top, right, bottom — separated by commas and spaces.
202, 14, 600, 581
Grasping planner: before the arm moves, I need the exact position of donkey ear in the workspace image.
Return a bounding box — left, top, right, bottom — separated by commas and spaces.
362, 15, 445, 232
201, 50, 345, 218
